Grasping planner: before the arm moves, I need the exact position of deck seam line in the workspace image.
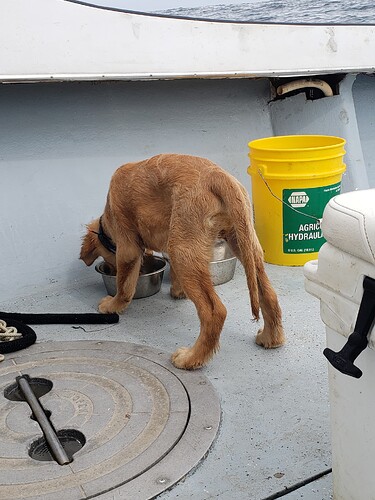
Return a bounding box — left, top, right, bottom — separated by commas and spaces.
261, 468, 332, 499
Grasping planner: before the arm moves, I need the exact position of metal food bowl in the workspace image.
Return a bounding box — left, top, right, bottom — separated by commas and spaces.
210, 240, 237, 285
162, 239, 237, 286
95, 255, 167, 299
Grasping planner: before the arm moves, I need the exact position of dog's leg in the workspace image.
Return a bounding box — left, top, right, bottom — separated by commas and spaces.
169, 263, 186, 299
169, 256, 227, 369
226, 233, 285, 348
99, 245, 142, 314
254, 265, 285, 348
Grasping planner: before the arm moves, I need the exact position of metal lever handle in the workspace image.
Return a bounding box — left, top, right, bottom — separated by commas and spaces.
17, 375, 71, 465
323, 276, 375, 378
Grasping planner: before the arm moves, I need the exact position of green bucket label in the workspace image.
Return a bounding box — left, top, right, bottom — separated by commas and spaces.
283, 182, 341, 254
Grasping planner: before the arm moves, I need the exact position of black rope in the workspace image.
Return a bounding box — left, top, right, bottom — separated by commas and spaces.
0, 312, 119, 325
0, 312, 119, 354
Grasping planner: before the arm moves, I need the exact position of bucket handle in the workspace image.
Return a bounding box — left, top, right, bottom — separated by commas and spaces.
256, 167, 321, 223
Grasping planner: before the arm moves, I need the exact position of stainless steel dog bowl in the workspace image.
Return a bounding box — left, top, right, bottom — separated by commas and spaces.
162, 240, 237, 286
210, 240, 237, 285
95, 255, 167, 299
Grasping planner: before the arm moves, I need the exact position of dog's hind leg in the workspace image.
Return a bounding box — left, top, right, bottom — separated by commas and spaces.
169, 253, 227, 369
169, 263, 187, 299
226, 232, 285, 348
254, 264, 285, 348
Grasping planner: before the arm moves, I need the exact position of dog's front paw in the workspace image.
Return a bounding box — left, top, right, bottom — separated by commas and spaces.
98, 295, 126, 314
255, 327, 285, 349
171, 347, 205, 370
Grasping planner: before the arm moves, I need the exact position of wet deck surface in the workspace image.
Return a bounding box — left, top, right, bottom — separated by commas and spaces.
0, 262, 332, 499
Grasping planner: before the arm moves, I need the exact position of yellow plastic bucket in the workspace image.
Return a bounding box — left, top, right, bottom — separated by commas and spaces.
247, 135, 346, 266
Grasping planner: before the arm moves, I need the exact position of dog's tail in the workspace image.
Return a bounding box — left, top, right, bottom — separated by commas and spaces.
210, 170, 262, 320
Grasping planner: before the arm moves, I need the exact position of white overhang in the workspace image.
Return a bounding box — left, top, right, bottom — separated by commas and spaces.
1, 0, 375, 82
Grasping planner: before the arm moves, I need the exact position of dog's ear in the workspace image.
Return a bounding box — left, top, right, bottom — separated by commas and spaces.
80, 229, 99, 266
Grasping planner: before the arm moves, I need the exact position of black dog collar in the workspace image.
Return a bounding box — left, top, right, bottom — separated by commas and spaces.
97, 217, 117, 254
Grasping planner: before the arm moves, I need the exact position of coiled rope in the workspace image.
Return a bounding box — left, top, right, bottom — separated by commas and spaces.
0, 319, 22, 340
0, 319, 23, 361
0, 318, 37, 361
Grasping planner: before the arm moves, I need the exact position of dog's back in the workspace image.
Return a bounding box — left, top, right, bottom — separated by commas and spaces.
107, 154, 236, 249
110, 154, 243, 224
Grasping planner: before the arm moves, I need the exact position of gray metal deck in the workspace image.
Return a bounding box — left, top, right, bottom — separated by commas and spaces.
0, 261, 332, 499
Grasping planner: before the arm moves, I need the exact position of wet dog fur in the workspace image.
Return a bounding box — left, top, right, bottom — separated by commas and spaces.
80, 154, 285, 369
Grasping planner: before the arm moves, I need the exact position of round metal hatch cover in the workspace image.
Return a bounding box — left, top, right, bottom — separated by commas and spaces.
0, 341, 221, 499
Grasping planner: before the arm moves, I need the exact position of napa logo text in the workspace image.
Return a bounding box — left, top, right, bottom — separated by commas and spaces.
288, 191, 309, 208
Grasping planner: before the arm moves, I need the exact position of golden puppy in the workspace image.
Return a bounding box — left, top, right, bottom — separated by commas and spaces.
80, 154, 284, 369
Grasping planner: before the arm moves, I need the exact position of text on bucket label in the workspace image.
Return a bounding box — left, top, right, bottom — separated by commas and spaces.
282, 183, 341, 254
